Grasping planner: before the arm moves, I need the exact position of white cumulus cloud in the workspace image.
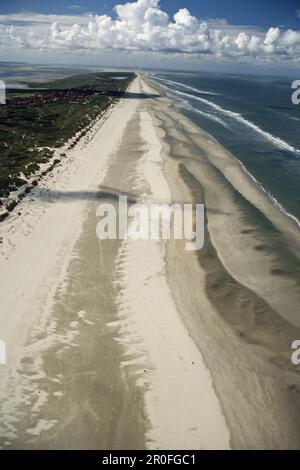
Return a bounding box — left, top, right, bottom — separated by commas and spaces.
0, 0, 300, 67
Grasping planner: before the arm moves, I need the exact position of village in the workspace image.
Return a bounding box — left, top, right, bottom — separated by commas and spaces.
6, 85, 105, 107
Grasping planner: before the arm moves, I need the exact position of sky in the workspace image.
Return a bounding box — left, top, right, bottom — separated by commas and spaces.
0, 0, 300, 75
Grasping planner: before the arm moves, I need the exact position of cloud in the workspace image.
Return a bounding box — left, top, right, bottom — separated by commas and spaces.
67, 5, 85, 10
0, 12, 90, 26
264, 27, 281, 45
0, 0, 300, 66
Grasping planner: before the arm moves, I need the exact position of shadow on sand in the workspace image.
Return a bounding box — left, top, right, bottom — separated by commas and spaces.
104, 91, 161, 100
34, 187, 137, 204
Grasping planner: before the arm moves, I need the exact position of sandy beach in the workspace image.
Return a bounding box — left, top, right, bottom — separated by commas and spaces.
0, 74, 300, 450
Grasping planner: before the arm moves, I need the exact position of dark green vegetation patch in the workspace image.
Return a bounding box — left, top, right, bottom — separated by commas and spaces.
0, 72, 135, 197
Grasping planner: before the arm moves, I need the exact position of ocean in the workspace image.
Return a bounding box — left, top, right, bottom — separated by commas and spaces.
153, 71, 300, 226
0, 63, 87, 88
2, 63, 299, 227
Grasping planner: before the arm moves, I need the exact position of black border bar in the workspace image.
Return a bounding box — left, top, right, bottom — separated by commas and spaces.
0, 450, 297, 466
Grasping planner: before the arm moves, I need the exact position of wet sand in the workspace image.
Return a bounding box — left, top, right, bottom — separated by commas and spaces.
0, 75, 299, 449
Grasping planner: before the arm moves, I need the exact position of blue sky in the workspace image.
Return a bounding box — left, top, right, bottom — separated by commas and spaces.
0, 1, 299, 74
1, 0, 299, 29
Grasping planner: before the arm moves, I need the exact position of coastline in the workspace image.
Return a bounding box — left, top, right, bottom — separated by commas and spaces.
0, 79, 141, 447
0, 74, 299, 449
143, 75, 300, 448
112, 106, 230, 449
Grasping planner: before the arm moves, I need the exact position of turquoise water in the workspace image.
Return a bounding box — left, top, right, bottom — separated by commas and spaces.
153, 71, 300, 225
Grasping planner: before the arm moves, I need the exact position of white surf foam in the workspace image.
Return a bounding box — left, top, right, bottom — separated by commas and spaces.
157, 76, 219, 96
156, 80, 300, 228
180, 100, 229, 128
169, 88, 300, 155
236, 159, 300, 228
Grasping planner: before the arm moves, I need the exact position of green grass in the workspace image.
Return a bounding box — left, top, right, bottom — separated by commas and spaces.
27, 71, 133, 90
0, 72, 135, 197
8, 92, 35, 99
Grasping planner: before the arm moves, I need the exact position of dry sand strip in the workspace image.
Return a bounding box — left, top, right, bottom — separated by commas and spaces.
0, 79, 140, 446
112, 107, 230, 450
0, 75, 230, 450
1, 73, 300, 450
